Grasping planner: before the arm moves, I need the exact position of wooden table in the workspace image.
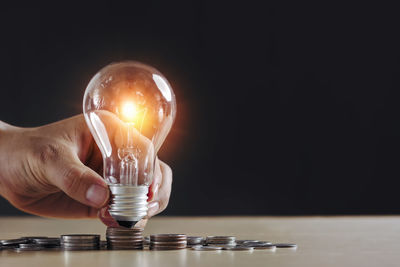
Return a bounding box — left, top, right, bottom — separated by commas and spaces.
1, 216, 399, 267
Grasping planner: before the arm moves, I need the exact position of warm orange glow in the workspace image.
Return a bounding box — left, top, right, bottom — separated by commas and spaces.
121, 101, 138, 122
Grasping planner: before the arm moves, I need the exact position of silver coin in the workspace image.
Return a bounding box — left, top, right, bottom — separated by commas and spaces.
106, 236, 143, 241
62, 247, 99, 251
21, 236, 48, 241
149, 246, 186, 251
206, 241, 236, 246
150, 240, 187, 245
1, 238, 29, 246
191, 245, 223, 251
108, 247, 143, 250
108, 244, 143, 248
34, 238, 60, 245
236, 240, 259, 244
61, 243, 99, 248
106, 229, 143, 232
273, 243, 297, 248
19, 243, 44, 249
107, 243, 143, 247
209, 243, 237, 248
61, 235, 100, 242
149, 245, 187, 249
225, 246, 254, 251
206, 236, 235, 241
14, 247, 44, 252
149, 242, 187, 247
252, 245, 276, 250
243, 241, 272, 247
186, 238, 205, 247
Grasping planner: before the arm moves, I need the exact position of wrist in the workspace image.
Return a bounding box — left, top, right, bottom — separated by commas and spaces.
0, 121, 19, 190
0, 121, 15, 147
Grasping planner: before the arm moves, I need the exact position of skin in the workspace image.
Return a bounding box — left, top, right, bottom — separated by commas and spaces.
0, 115, 172, 228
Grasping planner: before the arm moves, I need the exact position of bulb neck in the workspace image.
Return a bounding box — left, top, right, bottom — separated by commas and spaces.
108, 184, 148, 228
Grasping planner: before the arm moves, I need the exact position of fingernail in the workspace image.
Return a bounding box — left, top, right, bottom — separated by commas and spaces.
86, 184, 108, 207
147, 201, 159, 216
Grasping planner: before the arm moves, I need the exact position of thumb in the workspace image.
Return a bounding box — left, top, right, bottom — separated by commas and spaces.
39, 144, 109, 208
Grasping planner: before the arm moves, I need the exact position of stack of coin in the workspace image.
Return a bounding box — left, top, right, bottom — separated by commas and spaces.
150, 234, 187, 250
187, 236, 205, 247
205, 236, 236, 248
32, 237, 60, 249
60, 235, 100, 251
106, 227, 144, 250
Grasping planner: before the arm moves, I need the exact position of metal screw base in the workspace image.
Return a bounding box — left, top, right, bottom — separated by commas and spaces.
108, 185, 148, 228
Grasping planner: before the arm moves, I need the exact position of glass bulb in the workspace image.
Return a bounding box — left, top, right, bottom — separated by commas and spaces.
83, 61, 176, 228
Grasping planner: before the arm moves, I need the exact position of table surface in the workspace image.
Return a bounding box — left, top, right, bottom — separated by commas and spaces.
1, 216, 400, 267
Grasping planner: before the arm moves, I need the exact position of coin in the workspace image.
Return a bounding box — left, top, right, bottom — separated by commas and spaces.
252, 245, 276, 250
150, 241, 187, 245
225, 246, 254, 251
62, 247, 99, 251
106, 228, 143, 234
0, 238, 29, 246
187, 236, 205, 244
209, 243, 237, 248
191, 245, 223, 251
205, 236, 236, 246
108, 246, 143, 250
273, 243, 297, 248
19, 243, 44, 249
61, 235, 100, 242
62, 243, 99, 247
243, 241, 272, 247
33, 237, 60, 247
21, 236, 48, 241
149, 246, 186, 250
206, 236, 235, 240
14, 247, 44, 252
150, 234, 186, 241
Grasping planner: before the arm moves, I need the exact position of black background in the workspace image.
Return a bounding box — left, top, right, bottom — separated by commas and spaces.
1, 1, 400, 216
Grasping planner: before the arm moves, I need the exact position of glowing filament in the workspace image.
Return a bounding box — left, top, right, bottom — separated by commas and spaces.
121, 101, 138, 123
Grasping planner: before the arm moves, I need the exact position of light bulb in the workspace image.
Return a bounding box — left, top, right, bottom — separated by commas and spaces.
83, 61, 176, 228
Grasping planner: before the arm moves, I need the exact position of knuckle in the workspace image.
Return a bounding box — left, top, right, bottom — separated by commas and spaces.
60, 167, 85, 192
34, 142, 61, 164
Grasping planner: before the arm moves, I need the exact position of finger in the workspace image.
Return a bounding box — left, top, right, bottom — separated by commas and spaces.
147, 158, 162, 202
19, 192, 99, 218
98, 207, 120, 227
37, 143, 109, 209
147, 160, 172, 217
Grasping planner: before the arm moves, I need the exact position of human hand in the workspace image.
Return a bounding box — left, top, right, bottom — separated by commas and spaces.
0, 115, 172, 226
